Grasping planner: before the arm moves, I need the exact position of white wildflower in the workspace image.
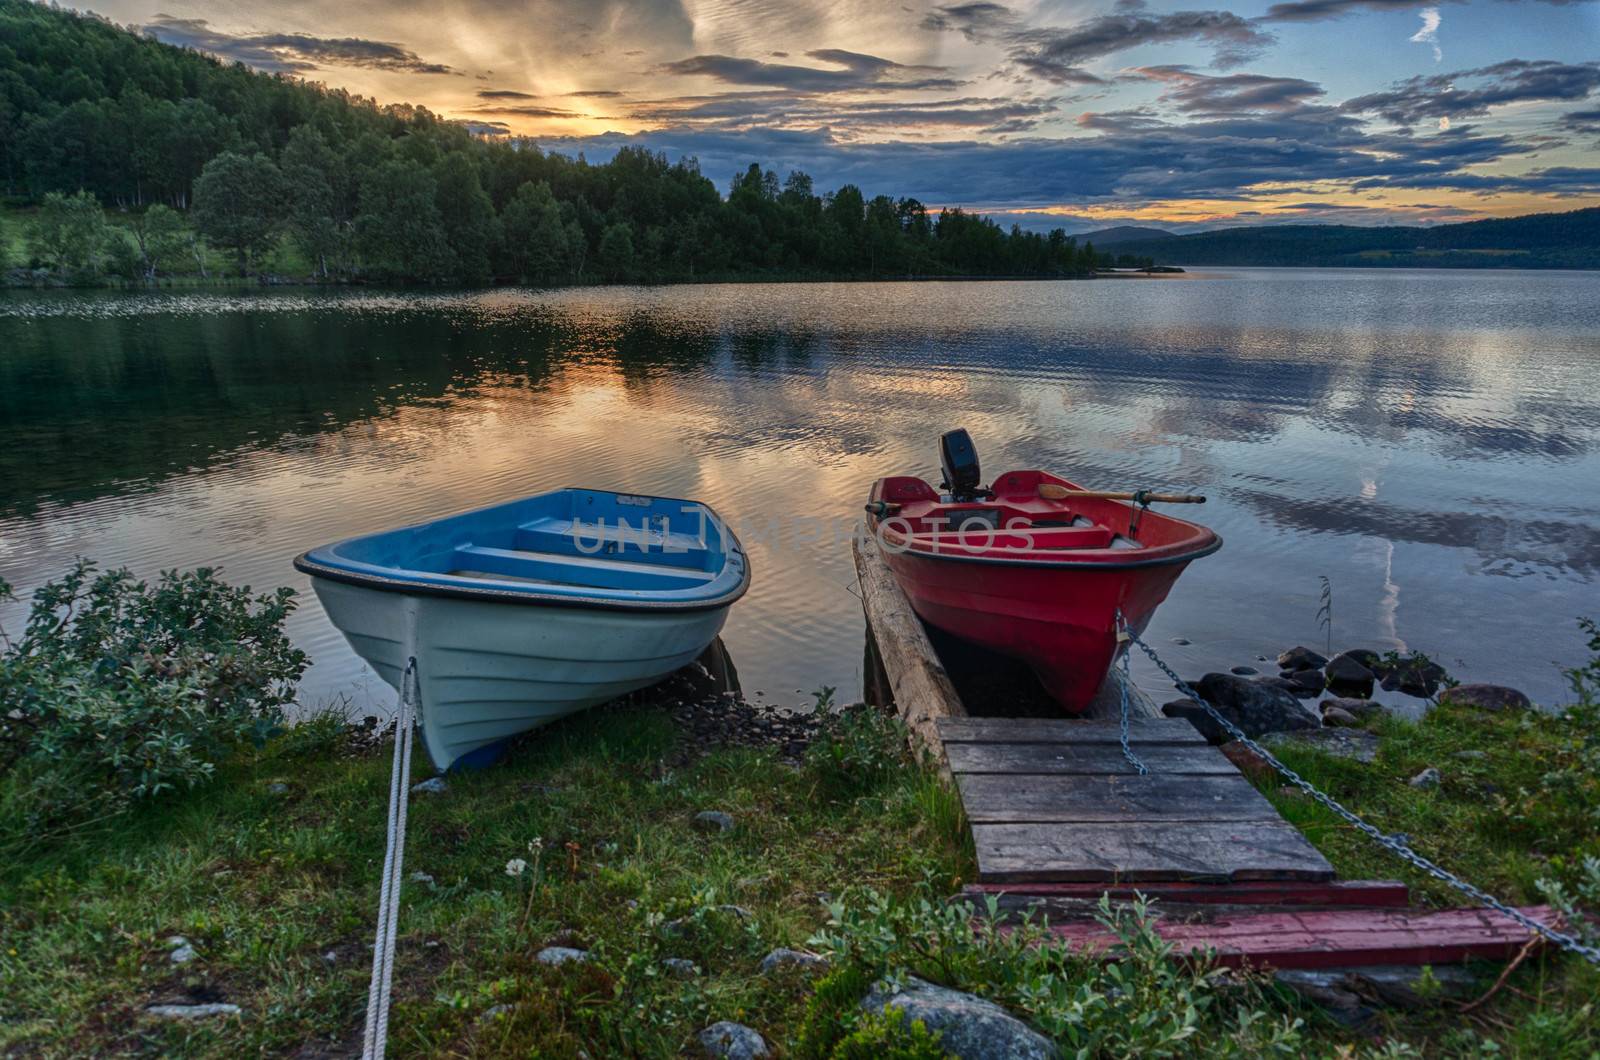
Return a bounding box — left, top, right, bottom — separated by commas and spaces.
528, 837, 544, 854
505, 858, 528, 878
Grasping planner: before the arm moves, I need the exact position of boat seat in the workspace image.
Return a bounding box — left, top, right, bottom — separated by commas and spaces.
903, 526, 1114, 551
448, 545, 718, 591
513, 523, 713, 571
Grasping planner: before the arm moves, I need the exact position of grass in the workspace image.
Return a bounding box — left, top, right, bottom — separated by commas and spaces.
3, 682, 1596, 1056
0, 702, 968, 1056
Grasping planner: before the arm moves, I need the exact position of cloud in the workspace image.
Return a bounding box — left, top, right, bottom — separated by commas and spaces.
478, 89, 537, 99
659, 49, 960, 92
1130, 66, 1325, 113
565, 90, 627, 98
924, 4, 1274, 84
141, 15, 456, 75
1410, 7, 1442, 63
1343, 59, 1600, 127
623, 92, 1058, 135
1561, 107, 1600, 132
468, 104, 594, 119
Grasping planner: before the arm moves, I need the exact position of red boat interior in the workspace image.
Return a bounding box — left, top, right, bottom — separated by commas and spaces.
871, 469, 1219, 565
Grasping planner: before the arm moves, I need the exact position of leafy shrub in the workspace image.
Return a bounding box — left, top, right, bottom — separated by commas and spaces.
0, 561, 306, 847
805, 697, 911, 798
830, 1007, 953, 1059
802, 887, 1323, 1058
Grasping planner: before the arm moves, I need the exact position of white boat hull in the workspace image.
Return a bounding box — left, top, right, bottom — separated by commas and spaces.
311, 576, 730, 770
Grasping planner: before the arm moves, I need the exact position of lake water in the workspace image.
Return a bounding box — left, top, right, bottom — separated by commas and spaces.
2, 268, 1597, 715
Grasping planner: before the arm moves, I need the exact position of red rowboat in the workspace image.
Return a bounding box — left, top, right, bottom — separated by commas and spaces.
865, 431, 1221, 712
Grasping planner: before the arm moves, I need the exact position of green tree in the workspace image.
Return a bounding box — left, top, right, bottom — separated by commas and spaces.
129, 204, 195, 280
596, 222, 635, 283
280, 126, 344, 279
432, 153, 495, 284
355, 158, 448, 283
191, 151, 287, 274
499, 180, 571, 283
26, 190, 110, 273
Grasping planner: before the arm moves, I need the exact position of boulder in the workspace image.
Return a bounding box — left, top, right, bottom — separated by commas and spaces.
759, 948, 828, 974
535, 946, 590, 966
698, 1021, 769, 1058
1438, 684, 1532, 713
862, 977, 1057, 1060
1161, 674, 1319, 743
1408, 767, 1441, 790
1277, 646, 1328, 672
1229, 665, 1259, 676
1379, 655, 1448, 698
1321, 706, 1360, 727
1283, 668, 1327, 698
1324, 653, 1376, 698
1324, 697, 1387, 722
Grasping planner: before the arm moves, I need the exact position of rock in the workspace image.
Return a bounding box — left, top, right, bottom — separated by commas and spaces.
862, 977, 1057, 1060
409, 871, 435, 887
145, 1003, 242, 1019
1170, 637, 1191, 645
1324, 653, 1376, 698
1325, 697, 1387, 722
535, 946, 590, 966
1283, 668, 1327, 698
410, 777, 448, 795
1218, 741, 1274, 782
1229, 665, 1259, 676
1408, 767, 1441, 790
1277, 964, 1477, 1027
1342, 648, 1383, 670
698, 1020, 769, 1058
662, 957, 701, 978
479, 1003, 515, 1023
1452, 749, 1488, 762
759, 948, 828, 974
1161, 674, 1319, 743
693, 810, 735, 834
1439, 684, 1532, 713
170, 943, 198, 964
266, 782, 289, 795
1321, 706, 1360, 727
1262, 727, 1381, 764
321, 950, 338, 965
1379, 655, 1448, 698
1277, 646, 1328, 672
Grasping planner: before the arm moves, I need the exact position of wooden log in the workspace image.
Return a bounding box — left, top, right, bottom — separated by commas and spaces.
945, 741, 1239, 776
852, 528, 965, 770
954, 773, 1281, 824
937, 717, 1201, 745
1040, 905, 1559, 970
972, 819, 1335, 882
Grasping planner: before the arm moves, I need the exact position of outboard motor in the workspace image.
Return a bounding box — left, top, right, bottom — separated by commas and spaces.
938, 429, 985, 502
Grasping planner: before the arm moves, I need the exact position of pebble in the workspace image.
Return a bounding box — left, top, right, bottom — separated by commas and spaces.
1408, 767, 1442, 790
535, 946, 590, 966
1452, 749, 1488, 761
409, 871, 435, 887
662, 957, 701, 978
1229, 665, 1259, 676
759, 947, 829, 974
145, 1003, 241, 1019
698, 1021, 769, 1058
410, 777, 448, 795
165, 936, 197, 964
693, 810, 735, 834
479, 1003, 515, 1023
1170, 637, 1191, 645
266, 782, 289, 795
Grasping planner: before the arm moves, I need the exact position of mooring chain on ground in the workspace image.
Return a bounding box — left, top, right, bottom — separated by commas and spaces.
363, 658, 420, 1059
1115, 611, 1600, 967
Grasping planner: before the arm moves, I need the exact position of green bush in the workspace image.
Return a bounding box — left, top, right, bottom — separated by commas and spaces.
805, 697, 911, 798
0, 561, 306, 847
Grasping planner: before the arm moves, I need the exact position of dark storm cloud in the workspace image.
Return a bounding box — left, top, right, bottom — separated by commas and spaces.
1354, 166, 1600, 193
142, 15, 455, 75
542, 105, 1537, 206
1343, 60, 1600, 126
1131, 66, 1325, 112
923, 4, 1274, 83
1559, 107, 1600, 131
659, 50, 960, 92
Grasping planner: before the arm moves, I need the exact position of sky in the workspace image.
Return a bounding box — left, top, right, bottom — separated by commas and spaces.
81, 0, 1600, 230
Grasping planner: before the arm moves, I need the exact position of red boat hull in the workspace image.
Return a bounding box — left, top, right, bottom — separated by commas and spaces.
868, 469, 1220, 712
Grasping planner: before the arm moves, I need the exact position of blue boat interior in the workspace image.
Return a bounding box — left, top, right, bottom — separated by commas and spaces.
300, 488, 745, 604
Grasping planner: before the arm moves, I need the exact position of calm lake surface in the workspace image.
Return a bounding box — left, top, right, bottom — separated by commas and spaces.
2, 268, 1597, 714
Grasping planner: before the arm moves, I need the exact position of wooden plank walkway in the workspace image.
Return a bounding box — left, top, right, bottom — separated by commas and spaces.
938, 717, 1335, 884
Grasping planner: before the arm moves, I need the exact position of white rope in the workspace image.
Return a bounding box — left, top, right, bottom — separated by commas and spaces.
362, 658, 418, 1060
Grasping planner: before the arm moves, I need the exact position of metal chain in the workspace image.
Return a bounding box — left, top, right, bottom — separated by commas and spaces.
1113, 633, 1149, 775
1117, 612, 1600, 966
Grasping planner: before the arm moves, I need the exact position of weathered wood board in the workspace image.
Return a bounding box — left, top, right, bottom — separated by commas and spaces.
936, 715, 1335, 883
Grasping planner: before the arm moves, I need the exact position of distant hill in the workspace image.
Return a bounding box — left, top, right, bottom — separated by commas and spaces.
1110, 208, 1600, 269
1074, 225, 1173, 246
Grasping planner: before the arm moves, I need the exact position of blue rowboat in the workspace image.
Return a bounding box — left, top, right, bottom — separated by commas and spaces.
294, 488, 750, 770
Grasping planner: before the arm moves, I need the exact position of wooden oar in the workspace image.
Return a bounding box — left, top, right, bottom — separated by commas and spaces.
1038, 484, 1206, 504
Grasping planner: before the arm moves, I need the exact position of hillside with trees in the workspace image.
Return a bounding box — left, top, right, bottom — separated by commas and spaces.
1110, 209, 1600, 269
0, 1, 1115, 286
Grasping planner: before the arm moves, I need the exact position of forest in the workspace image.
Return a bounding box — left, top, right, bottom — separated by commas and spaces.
0, 1, 1132, 286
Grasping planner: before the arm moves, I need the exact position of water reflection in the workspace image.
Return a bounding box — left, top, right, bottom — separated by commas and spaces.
1, 269, 1596, 710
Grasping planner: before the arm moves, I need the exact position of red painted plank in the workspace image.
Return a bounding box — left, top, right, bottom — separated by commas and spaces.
963, 880, 1410, 907
1039, 905, 1559, 970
